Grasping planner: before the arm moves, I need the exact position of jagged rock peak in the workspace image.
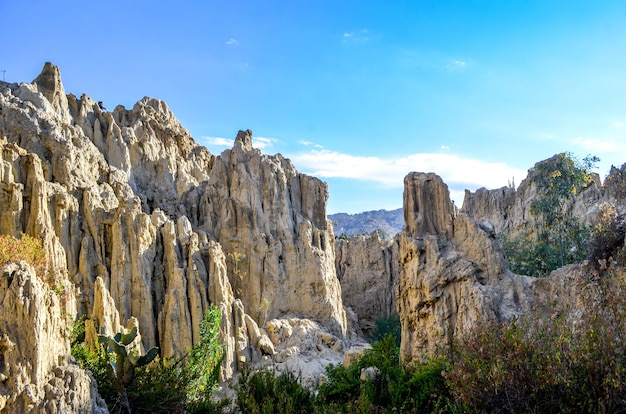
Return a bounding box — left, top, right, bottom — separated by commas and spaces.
235, 129, 254, 152
403, 172, 455, 240
31, 61, 72, 123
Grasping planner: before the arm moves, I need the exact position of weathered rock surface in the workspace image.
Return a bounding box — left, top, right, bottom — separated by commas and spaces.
0, 62, 351, 410
461, 155, 626, 238
0, 262, 107, 413
397, 171, 618, 361
335, 234, 400, 336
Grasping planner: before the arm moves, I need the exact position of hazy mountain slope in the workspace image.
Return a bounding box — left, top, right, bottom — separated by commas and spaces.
329, 208, 403, 238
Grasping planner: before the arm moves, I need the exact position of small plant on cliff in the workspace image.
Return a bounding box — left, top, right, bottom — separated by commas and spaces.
0, 233, 48, 277
185, 305, 225, 411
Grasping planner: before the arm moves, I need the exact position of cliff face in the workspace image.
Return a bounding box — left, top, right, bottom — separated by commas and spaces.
0, 262, 107, 413
335, 234, 400, 336
0, 63, 349, 410
396, 171, 623, 361
461, 154, 626, 238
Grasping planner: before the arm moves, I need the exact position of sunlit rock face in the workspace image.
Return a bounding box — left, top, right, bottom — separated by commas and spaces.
335, 234, 400, 336
397, 170, 622, 362
0, 62, 351, 410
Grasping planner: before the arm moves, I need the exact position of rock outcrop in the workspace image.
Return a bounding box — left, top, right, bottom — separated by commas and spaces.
0, 262, 107, 413
0, 62, 351, 410
461, 155, 626, 238
335, 234, 400, 336
396, 171, 618, 361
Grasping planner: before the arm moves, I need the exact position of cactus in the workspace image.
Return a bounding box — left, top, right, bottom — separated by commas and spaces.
98, 327, 158, 413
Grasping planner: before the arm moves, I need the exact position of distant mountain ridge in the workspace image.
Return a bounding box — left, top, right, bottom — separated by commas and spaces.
329, 208, 403, 238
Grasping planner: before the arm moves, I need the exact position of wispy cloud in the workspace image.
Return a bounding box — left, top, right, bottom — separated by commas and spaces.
446, 59, 467, 70
253, 136, 278, 149
203, 136, 233, 147
226, 38, 239, 46
571, 136, 624, 154
201, 136, 277, 150
343, 29, 370, 44
299, 140, 324, 149
289, 149, 527, 198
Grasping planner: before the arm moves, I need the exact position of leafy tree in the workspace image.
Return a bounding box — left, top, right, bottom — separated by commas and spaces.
504, 153, 598, 277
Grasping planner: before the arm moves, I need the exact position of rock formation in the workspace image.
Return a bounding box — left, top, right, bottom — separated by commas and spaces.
0, 262, 107, 413
396, 170, 622, 361
335, 234, 400, 336
461, 154, 626, 238
0, 62, 352, 410
2, 61, 625, 411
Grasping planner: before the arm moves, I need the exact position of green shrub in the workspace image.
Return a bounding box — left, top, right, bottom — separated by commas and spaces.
444, 274, 626, 413
71, 306, 225, 413
503, 153, 598, 277
185, 306, 225, 412
235, 369, 315, 414
317, 334, 451, 413
372, 313, 401, 346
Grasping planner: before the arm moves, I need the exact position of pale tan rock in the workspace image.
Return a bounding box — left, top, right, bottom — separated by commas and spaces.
335, 233, 400, 336
199, 129, 347, 337
0, 262, 106, 413
0, 63, 352, 393
396, 171, 613, 363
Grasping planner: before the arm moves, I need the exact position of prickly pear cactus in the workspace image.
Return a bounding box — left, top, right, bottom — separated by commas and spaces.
98, 327, 159, 413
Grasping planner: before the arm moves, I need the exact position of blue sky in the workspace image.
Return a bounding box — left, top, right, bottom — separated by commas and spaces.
3, 1, 626, 213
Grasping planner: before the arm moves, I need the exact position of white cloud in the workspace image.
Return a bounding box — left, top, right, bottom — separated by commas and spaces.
571, 136, 623, 154
342, 29, 369, 44
253, 136, 277, 149
441, 145, 450, 150
201, 136, 276, 150
299, 140, 324, 149
446, 59, 467, 70
226, 38, 239, 46
289, 149, 527, 196
203, 136, 233, 147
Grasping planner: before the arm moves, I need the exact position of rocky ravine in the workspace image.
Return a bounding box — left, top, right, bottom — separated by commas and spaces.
341, 166, 625, 362
0, 63, 356, 411
1, 62, 625, 412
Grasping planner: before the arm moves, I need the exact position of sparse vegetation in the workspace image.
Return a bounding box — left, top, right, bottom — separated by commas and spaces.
317, 334, 451, 413
0, 233, 48, 278
235, 369, 316, 414
503, 153, 598, 277
72, 306, 224, 414
372, 312, 401, 346
444, 269, 626, 413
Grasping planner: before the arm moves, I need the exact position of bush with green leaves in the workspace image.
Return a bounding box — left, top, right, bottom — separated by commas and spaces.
317, 334, 451, 413
185, 305, 225, 412
444, 272, 626, 413
71, 305, 224, 413
503, 153, 598, 277
372, 313, 401, 346
235, 368, 315, 414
